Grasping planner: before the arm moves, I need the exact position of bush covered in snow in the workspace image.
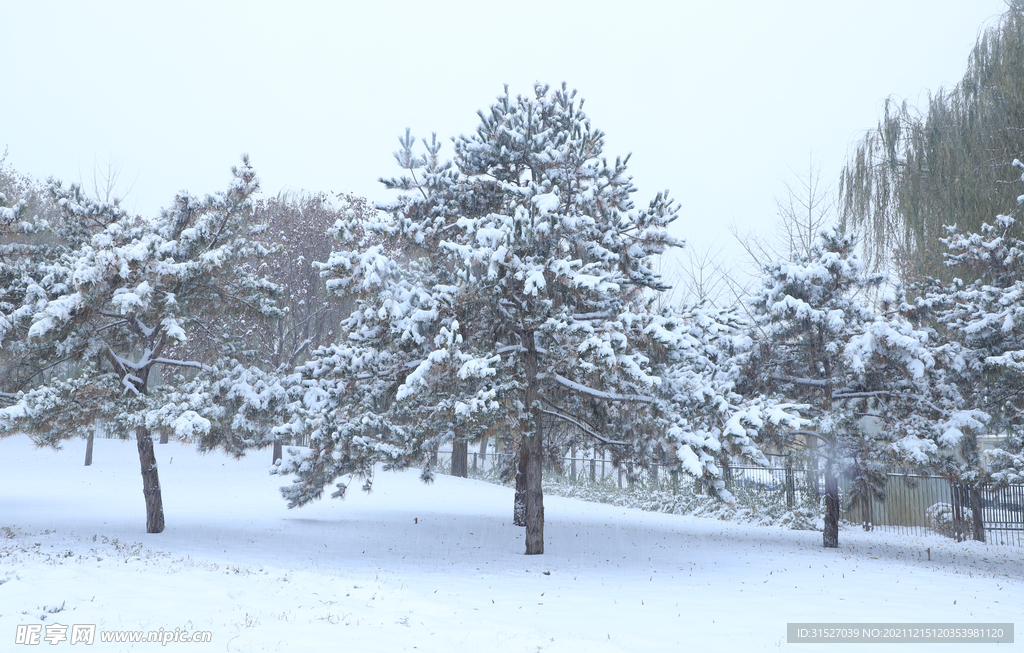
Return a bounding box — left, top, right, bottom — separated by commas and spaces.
532, 472, 824, 531
926, 502, 973, 539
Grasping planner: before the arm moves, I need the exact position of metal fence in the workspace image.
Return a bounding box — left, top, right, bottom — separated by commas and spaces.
839, 473, 1024, 546
981, 484, 1024, 546
435, 447, 1024, 546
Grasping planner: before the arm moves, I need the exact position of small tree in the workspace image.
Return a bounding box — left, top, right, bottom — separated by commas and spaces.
914, 169, 1024, 492
0, 157, 287, 533
745, 228, 970, 547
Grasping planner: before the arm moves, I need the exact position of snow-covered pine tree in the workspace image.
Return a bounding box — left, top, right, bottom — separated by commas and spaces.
0, 163, 63, 400
277, 83, 799, 555
0, 157, 291, 533
918, 162, 1024, 488
746, 228, 969, 547
245, 192, 376, 464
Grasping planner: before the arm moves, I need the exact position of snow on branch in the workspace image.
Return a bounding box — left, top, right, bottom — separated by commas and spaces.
770, 373, 828, 387
544, 373, 655, 403
151, 358, 215, 372
831, 390, 893, 399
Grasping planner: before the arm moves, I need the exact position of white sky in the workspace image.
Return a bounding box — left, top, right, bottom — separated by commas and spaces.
0, 1, 1009, 277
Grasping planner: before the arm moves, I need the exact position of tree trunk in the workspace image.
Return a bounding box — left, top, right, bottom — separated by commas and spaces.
524, 410, 544, 555
84, 430, 94, 467
823, 461, 839, 548
478, 433, 489, 471
451, 440, 468, 478
272, 440, 283, 465
136, 428, 165, 534
862, 491, 873, 531
522, 330, 544, 555
970, 486, 985, 543
159, 431, 169, 445
951, 482, 969, 542
514, 438, 527, 527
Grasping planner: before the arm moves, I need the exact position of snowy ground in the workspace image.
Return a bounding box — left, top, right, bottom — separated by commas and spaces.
1, 435, 1020, 652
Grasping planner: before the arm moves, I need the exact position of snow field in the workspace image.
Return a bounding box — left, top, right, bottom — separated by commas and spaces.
1, 435, 1020, 652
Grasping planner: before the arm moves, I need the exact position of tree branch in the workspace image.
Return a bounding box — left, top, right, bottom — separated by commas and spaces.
539, 409, 627, 446
771, 373, 828, 387
540, 373, 655, 403
151, 357, 215, 372
832, 390, 893, 399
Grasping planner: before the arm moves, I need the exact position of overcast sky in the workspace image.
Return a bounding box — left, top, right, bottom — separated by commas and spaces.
0, 1, 1009, 281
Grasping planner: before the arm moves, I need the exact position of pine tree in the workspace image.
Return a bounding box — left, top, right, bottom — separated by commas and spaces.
0, 162, 62, 399
0, 157, 288, 533
914, 166, 1024, 489
746, 229, 968, 547
276, 84, 797, 555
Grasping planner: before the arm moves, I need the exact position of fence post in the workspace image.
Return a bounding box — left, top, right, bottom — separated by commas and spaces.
590, 458, 596, 483
571, 445, 577, 481
951, 482, 967, 542
473, 452, 478, 472
785, 458, 795, 509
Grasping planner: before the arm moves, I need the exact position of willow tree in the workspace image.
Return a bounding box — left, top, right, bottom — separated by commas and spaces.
839, 3, 1024, 283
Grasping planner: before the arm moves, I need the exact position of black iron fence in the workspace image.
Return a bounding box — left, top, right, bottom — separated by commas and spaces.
434, 447, 1024, 546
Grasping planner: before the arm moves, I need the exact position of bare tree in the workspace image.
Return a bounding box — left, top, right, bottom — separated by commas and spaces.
251, 191, 378, 462
725, 157, 837, 313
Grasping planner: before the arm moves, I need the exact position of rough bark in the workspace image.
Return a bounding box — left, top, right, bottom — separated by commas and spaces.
478, 432, 489, 463
514, 440, 527, 527
451, 440, 468, 477
524, 412, 544, 554
272, 440, 283, 465
136, 428, 165, 534
84, 430, 94, 467
523, 331, 544, 555
823, 462, 839, 548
